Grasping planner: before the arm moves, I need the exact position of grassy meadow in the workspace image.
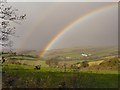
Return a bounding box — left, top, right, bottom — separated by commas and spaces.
1, 46, 119, 88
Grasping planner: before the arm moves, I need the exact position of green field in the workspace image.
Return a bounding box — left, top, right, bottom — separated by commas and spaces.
2, 63, 119, 88
1, 46, 119, 88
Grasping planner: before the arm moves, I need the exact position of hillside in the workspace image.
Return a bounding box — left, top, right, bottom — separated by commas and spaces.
44, 46, 118, 61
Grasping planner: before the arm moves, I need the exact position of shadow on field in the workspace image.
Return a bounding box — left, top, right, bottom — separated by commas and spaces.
2, 70, 118, 88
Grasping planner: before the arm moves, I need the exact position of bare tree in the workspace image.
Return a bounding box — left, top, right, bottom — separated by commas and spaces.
0, 0, 26, 48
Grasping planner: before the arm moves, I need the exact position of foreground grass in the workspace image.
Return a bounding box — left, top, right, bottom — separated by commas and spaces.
2, 64, 119, 88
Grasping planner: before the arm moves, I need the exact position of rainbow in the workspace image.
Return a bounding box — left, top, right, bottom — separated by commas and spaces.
39, 3, 117, 58
18, 3, 61, 51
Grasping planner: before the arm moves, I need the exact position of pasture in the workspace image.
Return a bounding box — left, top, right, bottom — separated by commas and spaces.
1, 46, 119, 88
2, 62, 119, 88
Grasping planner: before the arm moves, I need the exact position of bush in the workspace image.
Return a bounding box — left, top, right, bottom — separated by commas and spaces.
81, 61, 89, 68
46, 59, 59, 67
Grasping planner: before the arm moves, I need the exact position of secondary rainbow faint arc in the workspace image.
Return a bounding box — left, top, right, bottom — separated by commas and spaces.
17, 3, 61, 52
39, 3, 116, 58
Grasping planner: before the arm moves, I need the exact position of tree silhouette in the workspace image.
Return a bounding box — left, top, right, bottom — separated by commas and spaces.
0, 0, 26, 48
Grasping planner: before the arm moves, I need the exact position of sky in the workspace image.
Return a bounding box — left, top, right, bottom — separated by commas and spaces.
7, 0, 119, 2
6, 2, 118, 51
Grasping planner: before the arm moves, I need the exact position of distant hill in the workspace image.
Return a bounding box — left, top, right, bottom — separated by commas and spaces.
2, 46, 118, 61
17, 50, 39, 56
44, 46, 118, 61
